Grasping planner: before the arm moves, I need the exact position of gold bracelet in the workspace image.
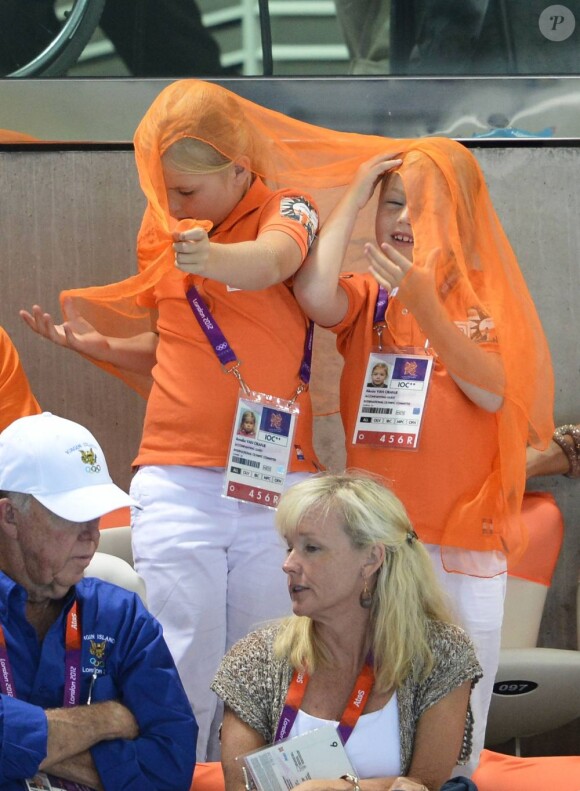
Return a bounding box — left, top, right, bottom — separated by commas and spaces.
341, 773, 361, 791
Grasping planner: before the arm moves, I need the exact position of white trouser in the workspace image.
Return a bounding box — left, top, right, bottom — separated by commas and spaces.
130, 465, 306, 760
425, 545, 507, 777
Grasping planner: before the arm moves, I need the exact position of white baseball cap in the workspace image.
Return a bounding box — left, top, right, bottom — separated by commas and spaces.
0, 413, 137, 522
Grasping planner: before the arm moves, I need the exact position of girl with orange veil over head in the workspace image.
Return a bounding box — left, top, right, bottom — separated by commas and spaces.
293, 140, 554, 773
21, 79, 337, 761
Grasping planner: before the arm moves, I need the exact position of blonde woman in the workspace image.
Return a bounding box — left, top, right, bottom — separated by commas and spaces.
213, 472, 481, 791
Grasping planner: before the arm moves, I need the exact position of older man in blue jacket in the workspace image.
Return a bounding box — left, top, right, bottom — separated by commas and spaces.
0, 412, 197, 791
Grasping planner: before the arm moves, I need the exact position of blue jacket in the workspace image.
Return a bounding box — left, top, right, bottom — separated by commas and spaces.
0, 572, 197, 790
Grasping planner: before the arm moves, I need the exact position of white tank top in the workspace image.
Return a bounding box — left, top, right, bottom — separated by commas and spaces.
288, 693, 401, 778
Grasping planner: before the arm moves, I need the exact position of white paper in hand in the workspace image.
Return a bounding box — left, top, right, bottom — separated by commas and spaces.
240, 724, 356, 791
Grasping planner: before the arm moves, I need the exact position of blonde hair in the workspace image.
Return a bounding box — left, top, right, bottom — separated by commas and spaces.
273, 471, 453, 691
153, 82, 268, 174
162, 137, 234, 176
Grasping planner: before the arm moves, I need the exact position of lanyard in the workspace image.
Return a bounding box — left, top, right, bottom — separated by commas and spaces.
373, 285, 389, 325
373, 286, 389, 350
373, 285, 431, 354
0, 599, 82, 707
185, 280, 313, 401
275, 651, 375, 744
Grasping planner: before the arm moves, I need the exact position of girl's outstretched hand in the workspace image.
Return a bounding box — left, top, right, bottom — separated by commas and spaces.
20, 298, 110, 359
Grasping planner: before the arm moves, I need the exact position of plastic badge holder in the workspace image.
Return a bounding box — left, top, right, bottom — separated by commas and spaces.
238, 724, 356, 791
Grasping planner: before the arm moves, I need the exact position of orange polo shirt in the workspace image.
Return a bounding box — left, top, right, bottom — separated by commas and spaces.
134, 179, 319, 472
0, 327, 41, 432
333, 273, 504, 552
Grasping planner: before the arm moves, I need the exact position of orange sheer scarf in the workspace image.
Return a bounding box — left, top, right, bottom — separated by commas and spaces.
60, 80, 554, 562
390, 139, 554, 559
61, 79, 403, 395
0, 129, 39, 142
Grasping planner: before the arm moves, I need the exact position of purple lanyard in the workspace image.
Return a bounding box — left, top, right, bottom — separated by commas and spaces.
298, 316, 314, 388
275, 651, 375, 745
0, 599, 82, 707
373, 285, 389, 349
185, 283, 237, 367
373, 285, 389, 324
185, 281, 313, 390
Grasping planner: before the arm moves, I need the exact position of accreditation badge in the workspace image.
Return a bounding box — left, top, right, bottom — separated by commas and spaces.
352, 349, 433, 450
26, 773, 96, 791
224, 391, 299, 508
238, 724, 354, 791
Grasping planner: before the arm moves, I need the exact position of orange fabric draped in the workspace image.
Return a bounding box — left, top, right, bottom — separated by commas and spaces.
0, 129, 39, 143
473, 750, 580, 791
99, 507, 131, 530
60, 79, 554, 563
190, 762, 224, 791
389, 139, 554, 559
508, 492, 564, 585
0, 326, 41, 432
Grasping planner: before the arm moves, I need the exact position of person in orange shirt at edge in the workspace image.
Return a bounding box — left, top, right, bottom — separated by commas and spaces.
0, 325, 41, 431
293, 142, 554, 774
20, 80, 320, 761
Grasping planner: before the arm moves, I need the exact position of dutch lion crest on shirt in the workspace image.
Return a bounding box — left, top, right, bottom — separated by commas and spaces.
279, 196, 318, 247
